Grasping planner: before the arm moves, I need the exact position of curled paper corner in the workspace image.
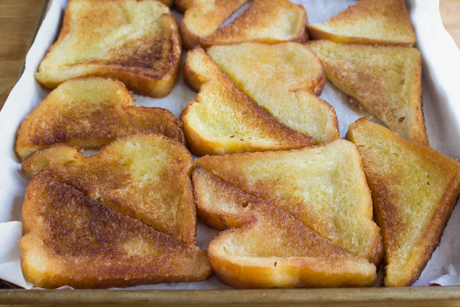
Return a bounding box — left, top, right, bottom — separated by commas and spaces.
429, 264, 460, 286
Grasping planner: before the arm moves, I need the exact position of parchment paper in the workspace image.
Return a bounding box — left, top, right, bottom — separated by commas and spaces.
0, 0, 459, 289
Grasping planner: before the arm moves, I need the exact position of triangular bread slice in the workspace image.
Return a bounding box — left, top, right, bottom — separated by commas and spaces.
307, 0, 416, 47
192, 167, 376, 288
347, 117, 460, 286
34, 0, 181, 98
307, 40, 427, 145
16, 77, 185, 160
195, 139, 383, 265
207, 43, 339, 144
180, 48, 313, 156
180, 0, 307, 50
20, 170, 211, 289
22, 134, 196, 244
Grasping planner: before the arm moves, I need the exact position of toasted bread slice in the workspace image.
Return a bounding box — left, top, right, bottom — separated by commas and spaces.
22, 134, 196, 244
307, 40, 427, 145
180, 0, 307, 50
347, 117, 460, 287
16, 78, 185, 160
207, 43, 339, 144
193, 167, 376, 288
34, 0, 181, 98
307, 0, 416, 47
195, 139, 383, 265
180, 48, 313, 156
20, 170, 211, 289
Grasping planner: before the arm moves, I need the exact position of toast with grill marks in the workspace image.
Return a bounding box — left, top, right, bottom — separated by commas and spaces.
180, 0, 307, 50
20, 171, 211, 289
21, 134, 196, 244
195, 139, 383, 265
207, 43, 339, 144
308, 40, 427, 145
307, 0, 416, 47
34, 0, 181, 98
180, 47, 313, 156
347, 117, 460, 286
16, 78, 185, 160
193, 167, 376, 288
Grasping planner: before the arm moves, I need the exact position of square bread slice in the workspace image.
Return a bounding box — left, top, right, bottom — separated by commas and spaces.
16, 77, 185, 160
307, 0, 416, 47
20, 170, 211, 289
34, 0, 181, 98
308, 40, 427, 145
347, 117, 460, 286
21, 134, 196, 244
192, 167, 377, 288
195, 139, 383, 265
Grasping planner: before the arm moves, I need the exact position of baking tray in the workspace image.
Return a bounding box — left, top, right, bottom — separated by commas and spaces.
1, 0, 460, 305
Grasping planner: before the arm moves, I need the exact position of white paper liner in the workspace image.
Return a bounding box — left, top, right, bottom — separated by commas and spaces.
1, 0, 460, 289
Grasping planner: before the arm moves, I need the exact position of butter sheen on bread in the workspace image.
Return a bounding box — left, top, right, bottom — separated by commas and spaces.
20, 171, 211, 289
193, 167, 377, 288
22, 134, 196, 244
347, 117, 460, 286
195, 139, 383, 265
16, 78, 185, 160
181, 47, 313, 156
35, 0, 181, 98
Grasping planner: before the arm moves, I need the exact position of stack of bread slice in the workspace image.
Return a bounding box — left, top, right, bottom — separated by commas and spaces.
193, 139, 383, 288
179, 0, 307, 49
19, 134, 212, 288
16, 77, 185, 160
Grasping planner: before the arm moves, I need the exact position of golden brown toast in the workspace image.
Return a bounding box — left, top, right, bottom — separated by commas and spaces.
193, 167, 376, 288
347, 117, 460, 287
22, 134, 196, 244
307, 40, 428, 145
34, 0, 181, 98
20, 170, 211, 289
207, 43, 339, 144
180, 48, 313, 156
195, 139, 383, 265
16, 77, 185, 161
307, 0, 416, 47
180, 0, 307, 50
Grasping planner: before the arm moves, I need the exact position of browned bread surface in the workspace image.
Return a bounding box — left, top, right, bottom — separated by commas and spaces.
180, 48, 313, 156
20, 171, 211, 289
347, 117, 460, 286
307, 0, 416, 47
307, 40, 427, 145
195, 139, 383, 265
180, 0, 307, 50
22, 134, 196, 244
207, 43, 339, 144
34, 0, 181, 98
16, 78, 185, 160
193, 167, 376, 288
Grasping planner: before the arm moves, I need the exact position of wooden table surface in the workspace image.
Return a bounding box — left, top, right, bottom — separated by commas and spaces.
0, 0, 459, 110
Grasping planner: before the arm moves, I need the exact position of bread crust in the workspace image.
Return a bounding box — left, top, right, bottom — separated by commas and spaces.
307, 0, 415, 47
22, 134, 197, 244
347, 117, 460, 286
35, 0, 181, 98
20, 171, 211, 289
180, 0, 307, 50
15, 77, 185, 160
